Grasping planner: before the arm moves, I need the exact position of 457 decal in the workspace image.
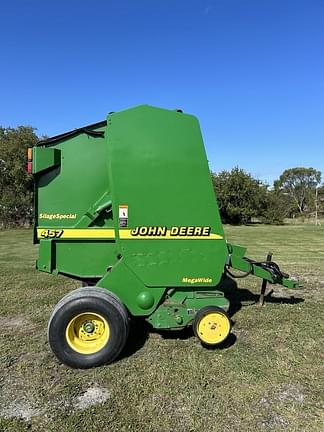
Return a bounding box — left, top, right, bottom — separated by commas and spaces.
40, 229, 64, 239
37, 228, 115, 240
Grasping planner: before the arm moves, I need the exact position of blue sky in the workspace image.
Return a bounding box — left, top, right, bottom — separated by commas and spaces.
1, 0, 323, 184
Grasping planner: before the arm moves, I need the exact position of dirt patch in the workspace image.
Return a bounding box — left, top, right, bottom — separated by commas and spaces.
259, 398, 289, 429
0, 398, 44, 421
0, 315, 36, 335
276, 384, 305, 403
260, 412, 289, 429
73, 385, 110, 411
258, 385, 305, 430
0, 315, 31, 329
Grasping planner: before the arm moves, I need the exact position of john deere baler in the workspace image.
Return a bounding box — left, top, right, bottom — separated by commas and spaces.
30, 105, 298, 368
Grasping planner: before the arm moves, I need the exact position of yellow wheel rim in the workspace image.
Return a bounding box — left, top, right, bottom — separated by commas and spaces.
65, 312, 110, 354
197, 311, 230, 345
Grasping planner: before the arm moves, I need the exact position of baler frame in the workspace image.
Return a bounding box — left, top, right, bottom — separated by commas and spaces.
30, 105, 299, 368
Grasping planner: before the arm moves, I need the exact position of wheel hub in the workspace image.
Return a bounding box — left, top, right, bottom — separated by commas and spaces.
83, 321, 95, 334
65, 312, 110, 354
197, 311, 230, 345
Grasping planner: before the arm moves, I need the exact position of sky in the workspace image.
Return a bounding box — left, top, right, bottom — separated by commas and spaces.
1, 0, 323, 184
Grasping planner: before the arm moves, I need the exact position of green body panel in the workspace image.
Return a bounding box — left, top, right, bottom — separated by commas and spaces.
107, 106, 227, 287
55, 242, 117, 278
97, 260, 166, 316
35, 124, 111, 230
32, 105, 299, 326
37, 239, 53, 273
32, 147, 61, 174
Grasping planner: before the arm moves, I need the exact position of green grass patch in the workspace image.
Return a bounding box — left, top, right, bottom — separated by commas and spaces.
0, 226, 323, 431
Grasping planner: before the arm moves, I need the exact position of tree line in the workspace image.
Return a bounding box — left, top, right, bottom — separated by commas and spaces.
0, 126, 323, 227
212, 166, 323, 224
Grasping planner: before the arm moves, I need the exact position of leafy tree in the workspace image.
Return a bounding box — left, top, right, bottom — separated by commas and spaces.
318, 185, 324, 213
260, 189, 294, 224
274, 167, 321, 215
212, 167, 267, 224
0, 126, 38, 227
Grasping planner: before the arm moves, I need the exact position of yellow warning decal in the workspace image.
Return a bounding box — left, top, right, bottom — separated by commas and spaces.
37, 229, 115, 239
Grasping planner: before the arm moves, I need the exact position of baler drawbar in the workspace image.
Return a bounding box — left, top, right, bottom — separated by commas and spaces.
30, 105, 299, 368
226, 243, 298, 289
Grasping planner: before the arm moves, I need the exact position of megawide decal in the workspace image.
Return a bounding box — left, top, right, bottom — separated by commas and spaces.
39, 213, 77, 220
119, 226, 223, 239
182, 277, 213, 284
37, 229, 115, 239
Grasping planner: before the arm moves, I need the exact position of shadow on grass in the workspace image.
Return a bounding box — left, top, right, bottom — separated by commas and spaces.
222, 275, 305, 318
119, 319, 197, 361
154, 327, 238, 350
119, 317, 150, 361
121, 318, 238, 354
201, 333, 237, 350
153, 326, 194, 340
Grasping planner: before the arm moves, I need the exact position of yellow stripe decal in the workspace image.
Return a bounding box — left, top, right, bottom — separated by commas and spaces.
37, 228, 223, 240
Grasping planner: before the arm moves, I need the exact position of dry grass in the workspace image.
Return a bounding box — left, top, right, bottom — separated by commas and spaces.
0, 226, 323, 432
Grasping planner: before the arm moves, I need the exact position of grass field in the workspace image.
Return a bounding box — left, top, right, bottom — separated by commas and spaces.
0, 226, 323, 432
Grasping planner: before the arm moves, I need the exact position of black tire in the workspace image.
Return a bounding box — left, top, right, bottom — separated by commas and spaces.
48, 287, 129, 368
193, 306, 231, 346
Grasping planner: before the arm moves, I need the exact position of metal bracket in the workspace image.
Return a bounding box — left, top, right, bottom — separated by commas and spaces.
257, 252, 273, 307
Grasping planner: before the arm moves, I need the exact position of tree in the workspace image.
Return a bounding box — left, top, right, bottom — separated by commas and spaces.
274, 167, 321, 215
212, 167, 267, 224
0, 126, 38, 227
260, 189, 294, 225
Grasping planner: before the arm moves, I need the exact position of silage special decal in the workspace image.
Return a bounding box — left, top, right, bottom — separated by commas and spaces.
39, 213, 77, 220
